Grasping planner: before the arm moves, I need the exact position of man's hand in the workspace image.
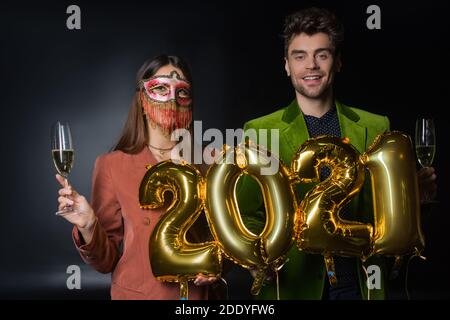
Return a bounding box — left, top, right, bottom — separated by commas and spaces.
418, 167, 437, 204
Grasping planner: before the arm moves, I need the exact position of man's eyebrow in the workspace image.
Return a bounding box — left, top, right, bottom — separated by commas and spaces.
314, 48, 334, 54
290, 48, 334, 55
290, 49, 307, 56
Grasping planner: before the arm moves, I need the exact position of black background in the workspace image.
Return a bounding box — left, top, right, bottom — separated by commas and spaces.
1, 0, 449, 299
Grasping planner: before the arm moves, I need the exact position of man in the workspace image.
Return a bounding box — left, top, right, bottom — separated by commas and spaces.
237, 7, 437, 300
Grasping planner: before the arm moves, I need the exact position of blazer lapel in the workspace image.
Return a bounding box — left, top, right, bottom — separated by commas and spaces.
279, 100, 367, 163
336, 101, 366, 154
280, 100, 310, 163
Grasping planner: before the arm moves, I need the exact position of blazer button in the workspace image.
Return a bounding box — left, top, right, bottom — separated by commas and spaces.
143, 217, 151, 226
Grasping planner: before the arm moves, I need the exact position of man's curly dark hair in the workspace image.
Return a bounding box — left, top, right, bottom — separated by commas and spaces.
283, 7, 344, 57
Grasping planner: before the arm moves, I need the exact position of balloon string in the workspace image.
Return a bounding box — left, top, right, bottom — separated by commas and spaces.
405, 249, 427, 300
273, 257, 289, 301
361, 263, 371, 301
276, 270, 280, 300
180, 278, 189, 300
220, 277, 229, 300
405, 256, 412, 300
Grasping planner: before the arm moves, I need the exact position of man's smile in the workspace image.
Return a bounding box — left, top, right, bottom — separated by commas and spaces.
301, 74, 324, 85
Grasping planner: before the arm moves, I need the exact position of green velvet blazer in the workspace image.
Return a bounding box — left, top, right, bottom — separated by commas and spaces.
236, 99, 390, 300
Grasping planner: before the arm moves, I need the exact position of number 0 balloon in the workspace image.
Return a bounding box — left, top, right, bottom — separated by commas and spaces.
205, 142, 296, 295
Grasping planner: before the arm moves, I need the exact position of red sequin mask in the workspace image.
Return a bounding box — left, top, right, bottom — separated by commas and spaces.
139, 71, 192, 134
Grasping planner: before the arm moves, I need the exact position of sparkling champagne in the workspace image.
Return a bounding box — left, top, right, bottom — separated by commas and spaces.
415, 145, 435, 168
52, 149, 74, 177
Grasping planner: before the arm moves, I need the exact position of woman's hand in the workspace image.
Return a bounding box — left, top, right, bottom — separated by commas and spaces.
193, 274, 219, 286
56, 174, 97, 232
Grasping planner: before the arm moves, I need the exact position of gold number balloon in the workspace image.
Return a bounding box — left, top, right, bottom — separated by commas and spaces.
139, 161, 222, 299
205, 142, 296, 295
361, 131, 425, 256
291, 136, 373, 258
137, 131, 425, 297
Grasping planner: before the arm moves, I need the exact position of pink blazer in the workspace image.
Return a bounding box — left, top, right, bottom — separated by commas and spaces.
72, 147, 209, 299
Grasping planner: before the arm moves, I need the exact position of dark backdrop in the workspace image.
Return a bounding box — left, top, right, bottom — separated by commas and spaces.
1, 0, 449, 299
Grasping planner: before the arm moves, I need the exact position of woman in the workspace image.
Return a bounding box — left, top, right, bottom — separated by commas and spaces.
56, 55, 218, 299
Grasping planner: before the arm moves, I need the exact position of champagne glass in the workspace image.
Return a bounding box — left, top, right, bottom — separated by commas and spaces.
51, 121, 75, 215
415, 118, 435, 168
415, 118, 436, 203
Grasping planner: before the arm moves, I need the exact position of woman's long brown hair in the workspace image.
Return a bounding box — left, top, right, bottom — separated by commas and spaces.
113, 55, 194, 154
